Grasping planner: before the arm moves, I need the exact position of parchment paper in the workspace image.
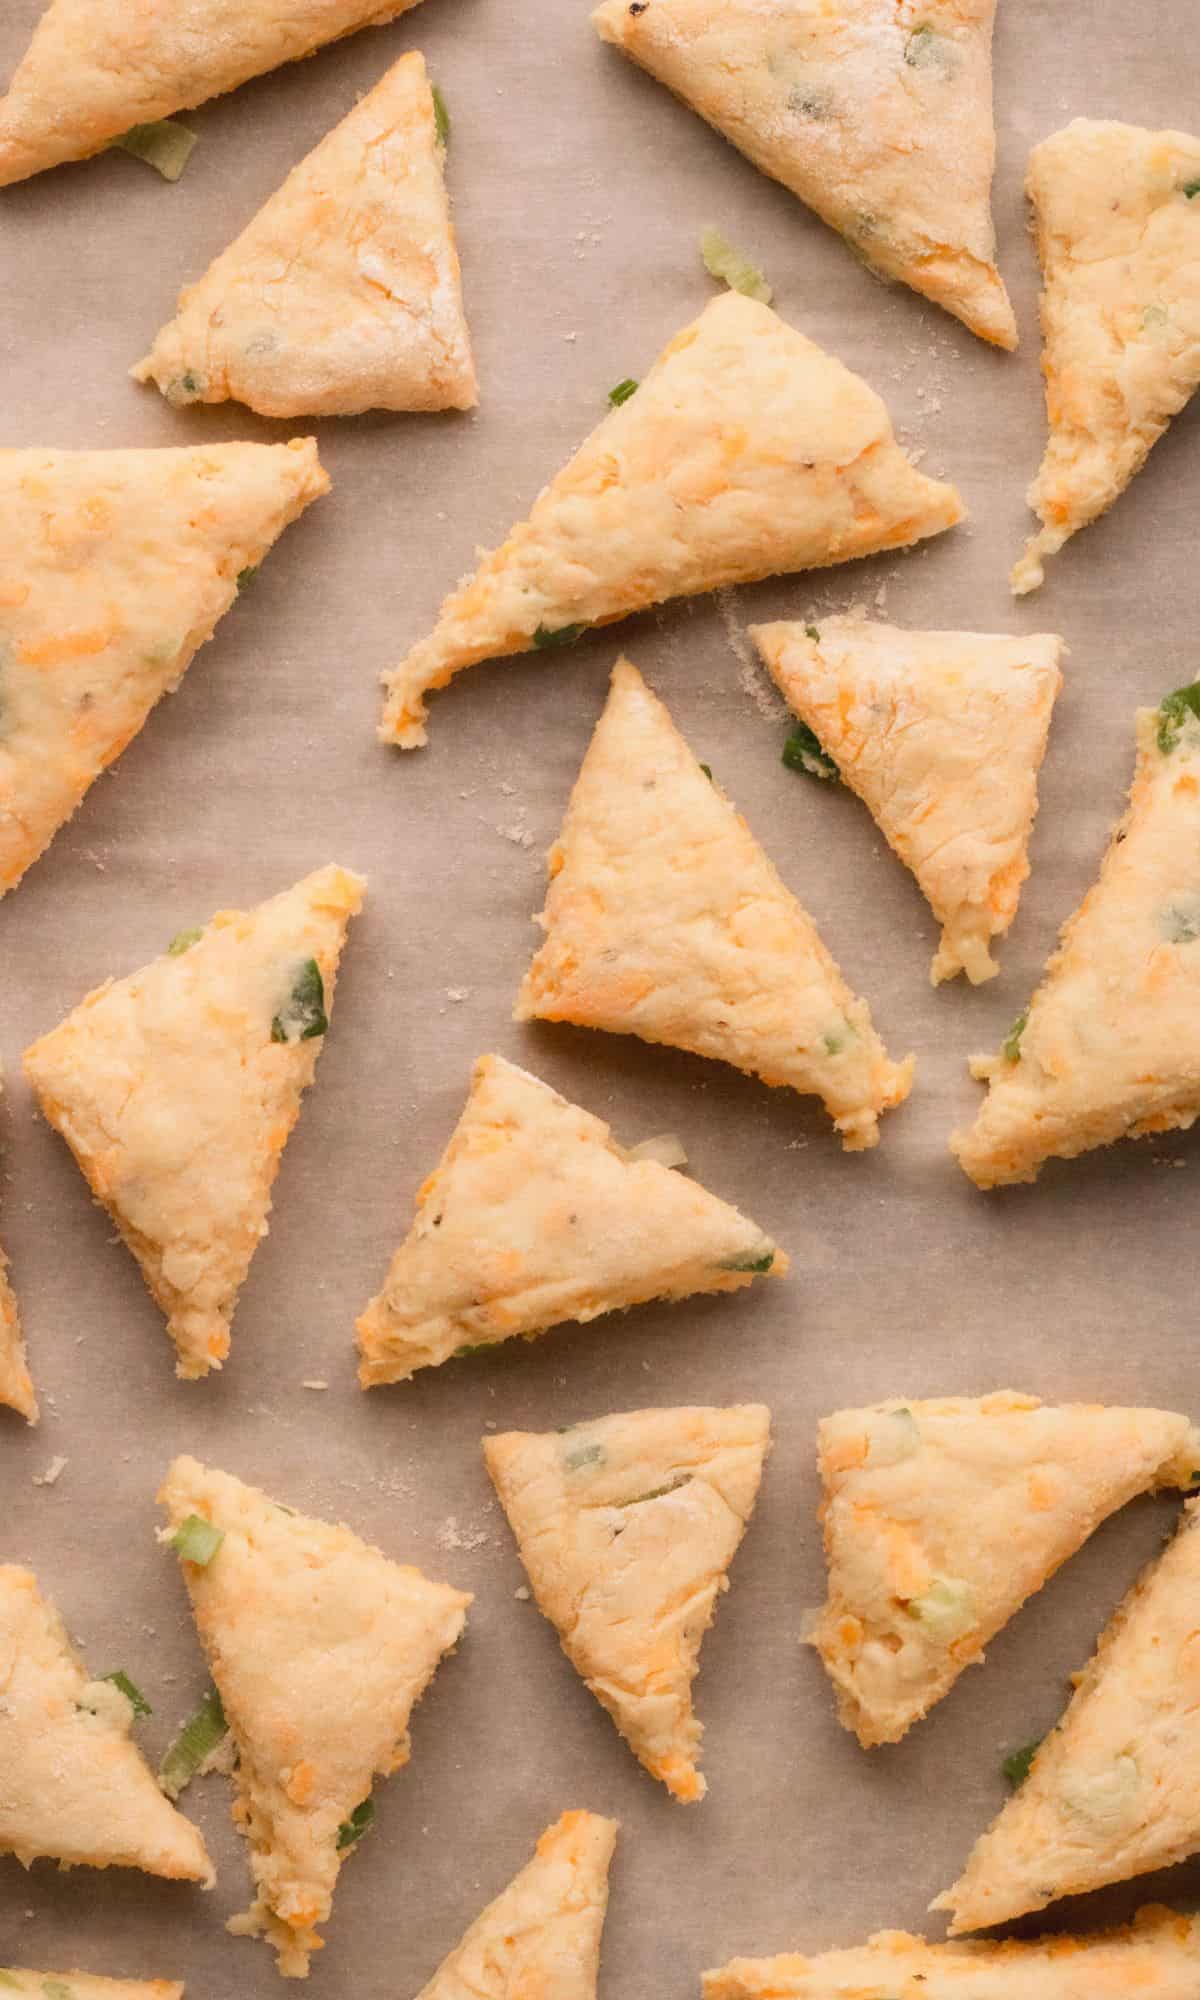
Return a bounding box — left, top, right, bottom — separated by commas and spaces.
3, 0, 1200, 1991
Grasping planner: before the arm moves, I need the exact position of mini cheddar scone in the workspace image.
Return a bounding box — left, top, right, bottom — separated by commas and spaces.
356, 1053, 786, 1387
810, 1392, 1200, 1748
159, 1456, 471, 1979
1013, 119, 1200, 594
485, 1405, 770, 1801
934, 1498, 1200, 1935
134, 53, 475, 420
954, 686, 1200, 1187
593, 0, 1016, 350
0, 441, 328, 901
0, 0, 432, 188
379, 292, 964, 744
516, 658, 913, 1149
415, 1811, 616, 2000
0, 1067, 36, 1423
704, 1906, 1200, 1998
23, 865, 364, 1379
754, 619, 1063, 985
0, 1977, 184, 2000
0, 1565, 213, 1885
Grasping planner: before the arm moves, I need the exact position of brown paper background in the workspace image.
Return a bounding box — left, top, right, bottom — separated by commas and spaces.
3, 0, 1200, 1991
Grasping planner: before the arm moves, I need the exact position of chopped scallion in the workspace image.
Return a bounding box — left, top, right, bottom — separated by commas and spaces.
158, 1688, 228, 1800
336, 1798, 376, 1849
102, 1670, 151, 1718
113, 120, 197, 182
608, 378, 638, 407
172, 1514, 225, 1566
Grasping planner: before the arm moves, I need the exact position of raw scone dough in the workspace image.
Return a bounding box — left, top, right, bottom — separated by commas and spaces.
0, 0, 431, 187
811, 1391, 1199, 1746
380, 291, 964, 744
954, 691, 1200, 1186
0, 440, 328, 901
134, 53, 475, 419
754, 618, 1063, 984
356, 1052, 786, 1386
1013, 118, 1200, 593
159, 1456, 471, 1978
485, 1405, 770, 1800
24, 865, 365, 1378
0, 1978, 183, 1999
415, 1810, 616, 2000
593, 0, 1016, 349
934, 1499, 1200, 1934
516, 657, 913, 1150
0, 1565, 213, 1885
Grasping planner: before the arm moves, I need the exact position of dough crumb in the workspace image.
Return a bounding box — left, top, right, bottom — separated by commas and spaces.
514, 1585, 531, 1601
302, 1378, 329, 1391
32, 1455, 68, 1486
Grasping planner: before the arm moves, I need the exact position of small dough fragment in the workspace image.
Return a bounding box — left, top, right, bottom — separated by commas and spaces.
934, 1499, 1200, 1934
380, 291, 964, 744
0, 1978, 183, 2000
415, 1810, 616, 2000
516, 657, 913, 1149
134, 53, 475, 419
811, 1391, 1200, 1747
159, 1456, 471, 1978
486, 1404, 770, 1800
754, 618, 1063, 984
593, 0, 1016, 349
1013, 118, 1200, 593
0, 1565, 213, 1885
24, 865, 365, 1378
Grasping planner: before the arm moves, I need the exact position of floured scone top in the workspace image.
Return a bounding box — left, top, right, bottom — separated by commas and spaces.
486, 1405, 770, 1800
0, 1978, 184, 2000
516, 658, 913, 1149
1013, 119, 1200, 593
756, 619, 1062, 985
415, 1810, 616, 2000
356, 1053, 786, 1385
0, 441, 328, 901
24, 865, 364, 1378
134, 53, 475, 419
380, 292, 964, 744
594, 0, 1015, 348
159, 1456, 471, 1977
811, 1392, 1199, 1747
0, 1565, 213, 1884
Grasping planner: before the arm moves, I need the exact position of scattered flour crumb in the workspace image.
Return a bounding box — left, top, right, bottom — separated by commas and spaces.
717, 588, 787, 722
446, 987, 470, 1003
302, 1379, 328, 1391
33, 1456, 68, 1487
514, 1585, 531, 1601
436, 1515, 490, 1553
498, 819, 535, 849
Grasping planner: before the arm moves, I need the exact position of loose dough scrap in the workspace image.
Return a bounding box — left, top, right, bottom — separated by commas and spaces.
159, 1455, 471, 1979
414, 1810, 616, 2000
485, 1404, 770, 1801
810, 1391, 1200, 1748
0, 440, 328, 901
133, 53, 475, 420
704, 1906, 1200, 1998
754, 618, 1063, 985
1012, 118, 1200, 594
0, 1565, 213, 1885
0, 1067, 36, 1423
23, 864, 364, 1379
379, 291, 965, 745
0, 1979, 183, 2000
953, 692, 1200, 1187
934, 1498, 1200, 1935
0, 0, 432, 188
593, 0, 1016, 350
516, 658, 913, 1150
356, 1052, 787, 1386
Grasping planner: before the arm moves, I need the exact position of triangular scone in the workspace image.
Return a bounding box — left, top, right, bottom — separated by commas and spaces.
704, 1907, 1200, 1999
415, 1810, 616, 2000
515, 659, 913, 1150
357, 1053, 787, 1387
810, 1391, 1199, 1748
159, 1456, 471, 1977
24, 865, 364, 1378
1012, 119, 1200, 594
0, 440, 328, 900
754, 619, 1064, 985
0, 1980, 182, 2000
593, 0, 1016, 349
0, 0, 430, 188
380, 292, 965, 744
934, 1498, 1200, 1934
133, 54, 475, 420
954, 690, 1200, 1187
485, 1405, 771, 1800
0, 1565, 213, 1885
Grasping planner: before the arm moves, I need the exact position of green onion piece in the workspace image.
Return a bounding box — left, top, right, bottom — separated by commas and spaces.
1157, 681, 1200, 753
1002, 1739, 1040, 1789
608, 378, 638, 407
699, 763, 713, 781
166, 926, 203, 957
1002, 1011, 1028, 1064
532, 622, 588, 649
700, 226, 773, 304
42, 1985, 74, 2000
1184, 179, 1200, 198
336, 1798, 376, 1849
565, 1440, 605, 1470
172, 1514, 225, 1566
271, 959, 328, 1044
722, 1248, 775, 1273
805, 625, 820, 641
619, 1476, 690, 1507
237, 566, 258, 591
782, 723, 839, 780
431, 84, 451, 146
453, 1341, 492, 1358
102, 1670, 151, 1718
113, 119, 197, 182
158, 1688, 227, 1800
